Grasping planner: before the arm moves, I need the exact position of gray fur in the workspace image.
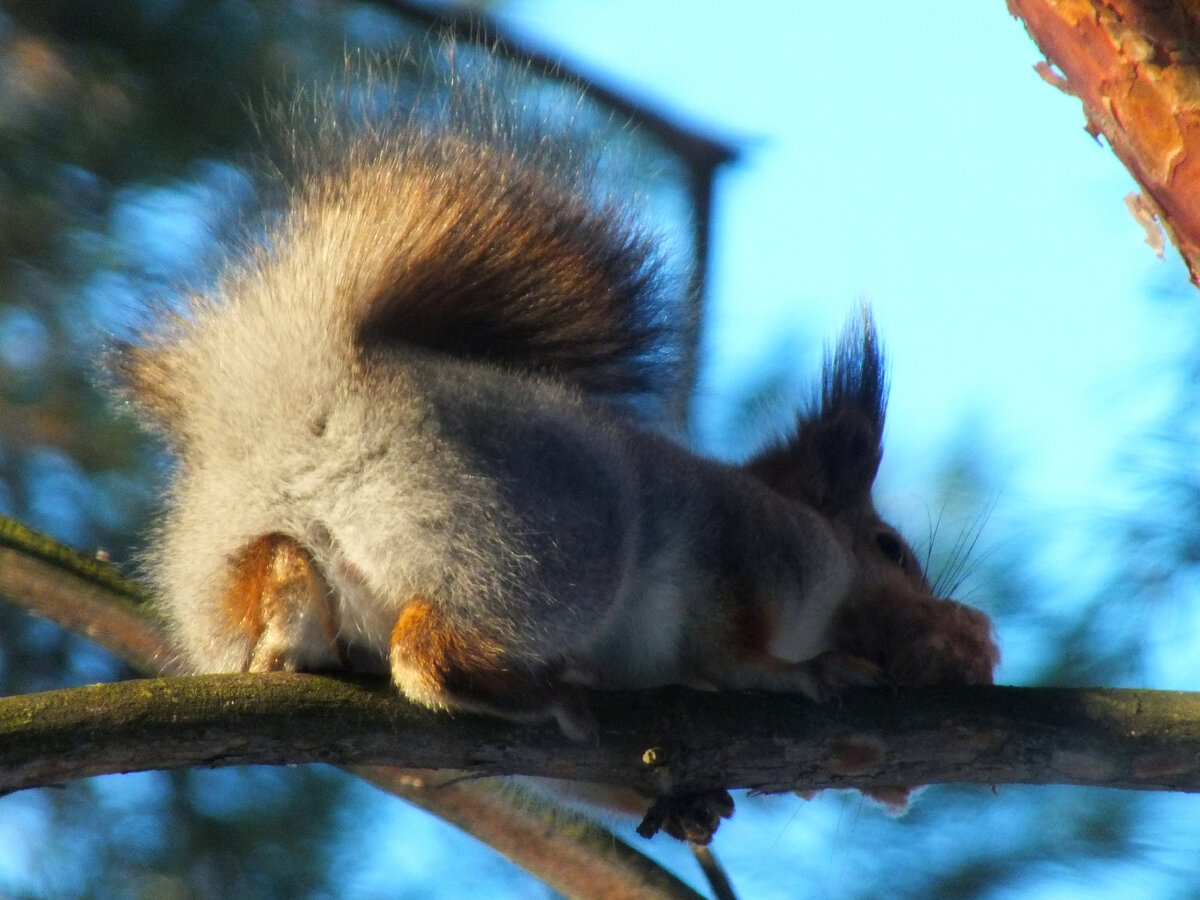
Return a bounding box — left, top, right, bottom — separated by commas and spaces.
119, 64, 890, 721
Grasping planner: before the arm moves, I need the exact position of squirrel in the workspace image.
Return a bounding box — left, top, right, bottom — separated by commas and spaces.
115, 52, 999, 843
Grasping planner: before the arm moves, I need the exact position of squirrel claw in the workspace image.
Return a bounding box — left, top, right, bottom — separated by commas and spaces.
806, 649, 887, 700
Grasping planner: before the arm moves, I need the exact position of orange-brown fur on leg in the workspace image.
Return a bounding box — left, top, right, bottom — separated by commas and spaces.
224, 533, 342, 673
390, 596, 595, 738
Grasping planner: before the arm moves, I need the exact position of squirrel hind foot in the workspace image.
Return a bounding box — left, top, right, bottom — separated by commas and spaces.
799, 649, 888, 701
636, 790, 735, 844
389, 596, 596, 739
224, 533, 342, 674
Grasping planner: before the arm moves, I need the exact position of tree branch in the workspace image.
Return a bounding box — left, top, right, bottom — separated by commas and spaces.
1008, 0, 1200, 286
5, 673, 1200, 799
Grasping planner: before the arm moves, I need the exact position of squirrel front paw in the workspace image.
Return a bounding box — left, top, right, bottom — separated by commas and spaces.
834, 588, 999, 688
798, 649, 888, 701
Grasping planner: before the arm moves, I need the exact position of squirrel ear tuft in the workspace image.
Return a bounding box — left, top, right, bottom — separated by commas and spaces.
747, 308, 887, 514
821, 306, 887, 445
805, 406, 884, 508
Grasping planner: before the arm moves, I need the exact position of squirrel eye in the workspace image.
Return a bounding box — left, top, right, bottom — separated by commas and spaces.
874, 531, 908, 569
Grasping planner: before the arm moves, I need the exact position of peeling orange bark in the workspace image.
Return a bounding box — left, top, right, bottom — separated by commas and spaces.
1009, 0, 1200, 287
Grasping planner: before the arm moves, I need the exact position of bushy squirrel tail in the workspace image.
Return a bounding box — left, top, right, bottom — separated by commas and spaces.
117, 51, 684, 432
277, 55, 680, 399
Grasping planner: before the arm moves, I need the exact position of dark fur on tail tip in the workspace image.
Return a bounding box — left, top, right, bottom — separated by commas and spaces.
350, 137, 673, 396
274, 53, 682, 400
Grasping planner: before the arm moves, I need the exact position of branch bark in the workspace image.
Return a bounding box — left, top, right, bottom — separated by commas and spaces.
5, 674, 1200, 798
1008, 0, 1200, 286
